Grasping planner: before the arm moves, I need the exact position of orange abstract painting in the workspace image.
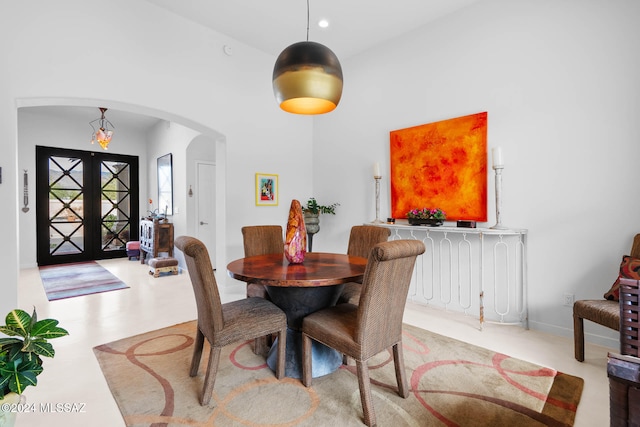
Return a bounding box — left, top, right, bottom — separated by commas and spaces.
390, 112, 488, 221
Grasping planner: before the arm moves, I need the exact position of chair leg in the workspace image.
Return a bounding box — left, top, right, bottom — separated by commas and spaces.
275, 328, 287, 380
253, 336, 268, 357
356, 360, 376, 427
253, 333, 276, 357
200, 346, 221, 406
190, 328, 205, 377
392, 343, 409, 398
573, 313, 585, 362
301, 333, 313, 387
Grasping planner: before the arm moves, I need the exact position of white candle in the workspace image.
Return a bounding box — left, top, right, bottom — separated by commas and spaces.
492, 147, 504, 167
373, 162, 381, 177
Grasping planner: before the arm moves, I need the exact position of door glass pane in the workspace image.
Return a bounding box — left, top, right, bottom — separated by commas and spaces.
48, 156, 84, 255
49, 223, 84, 255
101, 161, 131, 251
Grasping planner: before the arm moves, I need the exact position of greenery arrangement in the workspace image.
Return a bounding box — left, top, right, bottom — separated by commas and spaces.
104, 213, 118, 231
0, 308, 68, 399
303, 198, 339, 215
406, 207, 446, 220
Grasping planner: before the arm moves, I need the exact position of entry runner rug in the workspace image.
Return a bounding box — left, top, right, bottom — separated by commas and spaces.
39, 261, 129, 301
94, 321, 583, 427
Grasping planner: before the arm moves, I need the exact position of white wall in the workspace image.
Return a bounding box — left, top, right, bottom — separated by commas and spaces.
313, 0, 640, 346
17, 107, 149, 268
185, 134, 217, 240
0, 0, 313, 316
144, 120, 226, 269
145, 120, 200, 238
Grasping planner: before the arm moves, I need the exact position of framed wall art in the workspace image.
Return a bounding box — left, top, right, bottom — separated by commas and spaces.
255, 173, 278, 206
390, 112, 488, 221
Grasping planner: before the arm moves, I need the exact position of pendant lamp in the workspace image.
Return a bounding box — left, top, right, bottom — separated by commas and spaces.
272, 1, 343, 115
89, 107, 115, 150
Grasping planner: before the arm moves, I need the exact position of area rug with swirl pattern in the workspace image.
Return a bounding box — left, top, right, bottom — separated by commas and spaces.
93, 321, 583, 427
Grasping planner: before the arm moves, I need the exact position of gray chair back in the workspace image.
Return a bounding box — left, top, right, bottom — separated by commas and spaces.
242, 225, 283, 257
175, 236, 224, 335
347, 225, 391, 259
356, 239, 425, 357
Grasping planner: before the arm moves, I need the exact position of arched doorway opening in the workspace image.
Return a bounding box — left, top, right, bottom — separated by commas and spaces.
16, 98, 227, 272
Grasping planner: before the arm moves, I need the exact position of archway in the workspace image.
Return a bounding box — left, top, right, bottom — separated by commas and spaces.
16, 98, 227, 272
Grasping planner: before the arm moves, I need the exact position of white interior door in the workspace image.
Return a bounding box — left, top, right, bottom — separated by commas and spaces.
196, 162, 216, 268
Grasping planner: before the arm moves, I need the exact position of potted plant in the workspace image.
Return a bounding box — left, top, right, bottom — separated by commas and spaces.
0, 308, 68, 426
302, 198, 339, 251
406, 207, 446, 226
303, 197, 339, 216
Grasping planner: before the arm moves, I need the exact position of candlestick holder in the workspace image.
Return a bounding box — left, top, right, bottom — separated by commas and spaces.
371, 175, 384, 224
490, 165, 507, 229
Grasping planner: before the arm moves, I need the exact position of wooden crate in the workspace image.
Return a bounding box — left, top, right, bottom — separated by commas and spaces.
619, 278, 640, 357
608, 352, 640, 427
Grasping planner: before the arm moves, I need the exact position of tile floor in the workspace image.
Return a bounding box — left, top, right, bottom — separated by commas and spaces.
13, 258, 611, 426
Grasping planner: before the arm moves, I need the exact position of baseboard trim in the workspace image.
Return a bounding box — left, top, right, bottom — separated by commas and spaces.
528, 319, 618, 349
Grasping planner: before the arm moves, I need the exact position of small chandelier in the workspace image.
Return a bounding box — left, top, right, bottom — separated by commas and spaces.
272, 0, 343, 115
90, 107, 114, 150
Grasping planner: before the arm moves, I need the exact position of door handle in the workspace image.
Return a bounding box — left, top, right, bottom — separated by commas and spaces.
200, 221, 209, 225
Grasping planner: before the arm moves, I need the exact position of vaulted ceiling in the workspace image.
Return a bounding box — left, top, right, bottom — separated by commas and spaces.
144, 0, 481, 59
25, 1, 482, 130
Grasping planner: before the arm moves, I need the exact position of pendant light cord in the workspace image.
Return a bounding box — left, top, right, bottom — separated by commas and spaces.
306, 0, 310, 41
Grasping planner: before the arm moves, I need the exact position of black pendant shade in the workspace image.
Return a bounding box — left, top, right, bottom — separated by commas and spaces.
272, 41, 343, 115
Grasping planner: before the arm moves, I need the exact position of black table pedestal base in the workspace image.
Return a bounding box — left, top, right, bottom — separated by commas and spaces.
265, 284, 345, 378
266, 328, 342, 379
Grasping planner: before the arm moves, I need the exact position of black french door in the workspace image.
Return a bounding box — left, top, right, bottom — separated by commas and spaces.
36, 146, 139, 266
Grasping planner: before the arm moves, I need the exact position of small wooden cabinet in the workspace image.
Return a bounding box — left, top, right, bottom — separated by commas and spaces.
608, 352, 640, 426
140, 219, 174, 263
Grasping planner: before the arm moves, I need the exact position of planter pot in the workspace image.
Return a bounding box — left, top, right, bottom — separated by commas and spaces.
408, 218, 443, 227
303, 212, 320, 252
303, 212, 320, 235
0, 392, 21, 427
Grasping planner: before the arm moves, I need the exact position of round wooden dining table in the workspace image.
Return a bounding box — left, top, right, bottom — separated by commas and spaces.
227, 252, 367, 378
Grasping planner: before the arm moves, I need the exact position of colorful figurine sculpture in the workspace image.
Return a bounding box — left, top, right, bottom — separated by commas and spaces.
284, 199, 307, 264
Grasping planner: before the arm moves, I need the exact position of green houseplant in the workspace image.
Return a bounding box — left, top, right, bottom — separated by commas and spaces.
0, 308, 68, 402
303, 197, 339, 216
302, 198, 339, 252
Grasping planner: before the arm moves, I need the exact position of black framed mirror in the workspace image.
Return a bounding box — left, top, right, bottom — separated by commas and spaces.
157, 153, 173, 216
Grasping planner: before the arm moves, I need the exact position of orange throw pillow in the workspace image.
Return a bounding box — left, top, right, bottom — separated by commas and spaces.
605, 255, 640, 301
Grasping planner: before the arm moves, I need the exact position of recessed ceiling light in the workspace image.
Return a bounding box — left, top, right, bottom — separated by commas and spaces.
318, 19, 329, 28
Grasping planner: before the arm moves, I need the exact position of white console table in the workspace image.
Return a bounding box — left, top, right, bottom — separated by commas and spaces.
375, 223, 528, 329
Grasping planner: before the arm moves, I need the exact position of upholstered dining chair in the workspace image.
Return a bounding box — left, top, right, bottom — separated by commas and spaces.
301, 239, 425, 427
241, 225, 284, 355
175, 236, 287, 406
337, 225, 391, 305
